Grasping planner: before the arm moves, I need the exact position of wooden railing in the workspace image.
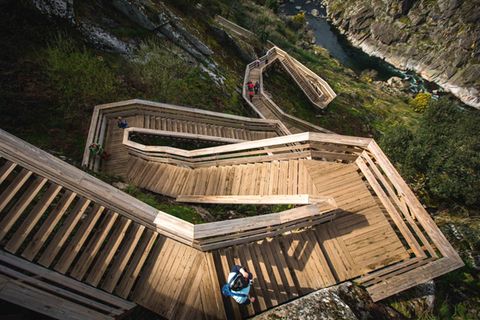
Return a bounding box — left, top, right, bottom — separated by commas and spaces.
215, 15, 255, 40
193, 202, 337, 251
82, 99, 288, 170
123, 129, 368, 168
353, 140, 464, 301
242, 46, 335, 134
1, 129, 341, 251
121, 126, 463, 291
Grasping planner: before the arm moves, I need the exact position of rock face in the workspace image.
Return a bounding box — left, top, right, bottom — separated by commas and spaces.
324, 0, 480, 109
111, 0, 213, 61
28, 0, 213, 63
31, 0, 74, 22
253, 282, 406, 320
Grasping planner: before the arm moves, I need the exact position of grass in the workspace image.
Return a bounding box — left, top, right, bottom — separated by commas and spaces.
124, 185, 204, 224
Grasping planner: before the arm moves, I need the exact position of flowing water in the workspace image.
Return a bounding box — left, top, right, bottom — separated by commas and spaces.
279, 0, 439, 94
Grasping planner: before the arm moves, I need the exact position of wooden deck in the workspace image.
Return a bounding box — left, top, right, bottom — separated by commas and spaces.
0, 22, 462, 320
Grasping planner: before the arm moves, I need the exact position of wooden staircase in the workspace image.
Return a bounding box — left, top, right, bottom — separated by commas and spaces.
0, 158, 160, 300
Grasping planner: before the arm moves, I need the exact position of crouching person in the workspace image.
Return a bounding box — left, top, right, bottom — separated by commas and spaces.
222, 265, 256, 305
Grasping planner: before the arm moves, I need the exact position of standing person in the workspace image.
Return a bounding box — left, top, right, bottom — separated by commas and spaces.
248, 90, 254, 102
254, 81, 260, 94
222, 265, 256, 305
117, 116, 128, 129
247, 81, 254, 92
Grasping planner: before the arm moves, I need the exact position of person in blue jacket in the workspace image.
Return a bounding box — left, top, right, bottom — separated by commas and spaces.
222, 265, 256, 305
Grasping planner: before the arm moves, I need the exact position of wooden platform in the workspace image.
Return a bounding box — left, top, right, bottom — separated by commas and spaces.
0, 25, 462, 320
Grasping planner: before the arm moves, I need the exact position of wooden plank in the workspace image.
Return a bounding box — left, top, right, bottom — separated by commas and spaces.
0, 265, 124, 316
54, 205, 105, 274
70, 211, 119, 281
0, 160, 17, 184
361, 151, 437, 258
21, 190, 77, 261
115, 230, 158, 299
101, 224, 145, 293
253, 242, 279, 306
0, 176, 47, 241
204, 252, 228, 319
0, 276, 113, 320
37, 197, 92, 268
266, 239, 298, 298
0, 168, 33, 212
85, 217, 132, 286
5, 184, 63, 253
356, 157, 426, 259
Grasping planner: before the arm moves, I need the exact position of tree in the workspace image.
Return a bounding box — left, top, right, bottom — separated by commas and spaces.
380, 98, 480, 209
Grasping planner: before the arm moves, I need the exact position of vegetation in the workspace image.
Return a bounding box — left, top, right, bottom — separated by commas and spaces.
124, 185, 204, 224
410, 92, 432, 112
381, 98, 480, 210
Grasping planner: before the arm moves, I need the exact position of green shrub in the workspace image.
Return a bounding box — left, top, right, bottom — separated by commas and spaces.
44, 34, 119, 113
380, 98, 480, 209
410, 92, 432, 112
290, 12, 306, 30
265, 0, 279, 13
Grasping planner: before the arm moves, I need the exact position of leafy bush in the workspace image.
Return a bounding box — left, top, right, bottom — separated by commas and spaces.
290, 12, 306, 30
380, 98, 480, 209
44, 34, 119, 113
265, 0, 279, 13
410, 92, 432, 112
124, 185, 203, 223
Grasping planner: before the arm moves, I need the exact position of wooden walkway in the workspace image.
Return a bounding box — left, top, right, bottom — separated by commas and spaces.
0, 20, 462, 320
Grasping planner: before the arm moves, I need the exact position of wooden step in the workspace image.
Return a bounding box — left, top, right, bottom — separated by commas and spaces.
37, 197, 92, 268
0, 160, 17, 185
101, 224, 146, 293
5, 184, 63, 254
0, 251, 135, 320
0, 176, 48, 242
85, 217, 132, 286
114, 230, 158, 299
70, 211, 119, 281
21, 190, 77, 261
54, 205, 105, 274
0, 168, 33, 212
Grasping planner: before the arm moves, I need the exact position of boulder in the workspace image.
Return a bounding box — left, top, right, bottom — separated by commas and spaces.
387, 76, 409, 90
311, 9, 320, 17
112, 0, 158, 30
31, 0, 74, 22
253, 282, 406, 320
111, 0, 213, 61
78, 22, 132, 56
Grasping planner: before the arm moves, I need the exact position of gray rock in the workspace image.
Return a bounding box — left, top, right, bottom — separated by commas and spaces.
111, 0, 213, 61
209, 25, 256, 62
323, 0, 480, 108
78, 22, 132, 56
253, 282, 406, 320
31, 0, 74, 22
112, 0, 158, 30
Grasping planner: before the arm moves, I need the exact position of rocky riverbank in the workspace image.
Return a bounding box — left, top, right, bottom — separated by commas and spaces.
323, 0, 480, 109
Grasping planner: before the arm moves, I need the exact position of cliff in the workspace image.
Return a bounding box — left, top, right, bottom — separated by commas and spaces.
323, 0, 480, 109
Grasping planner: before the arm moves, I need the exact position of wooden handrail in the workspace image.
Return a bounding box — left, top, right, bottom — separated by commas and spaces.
82, 99, 289, 169
0, 129, 197, 247
123, 128, 370, 166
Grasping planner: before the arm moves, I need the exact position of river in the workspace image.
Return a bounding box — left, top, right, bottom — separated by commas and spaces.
279, 0, 439, 94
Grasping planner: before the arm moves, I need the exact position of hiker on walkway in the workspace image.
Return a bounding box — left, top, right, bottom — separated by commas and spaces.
117, 116, 128, 129
89, 143, 109, 160
254, 81, 260, 94
248, 90, 254, 102
247, 81, 254, 92
222, 265, 255, 305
